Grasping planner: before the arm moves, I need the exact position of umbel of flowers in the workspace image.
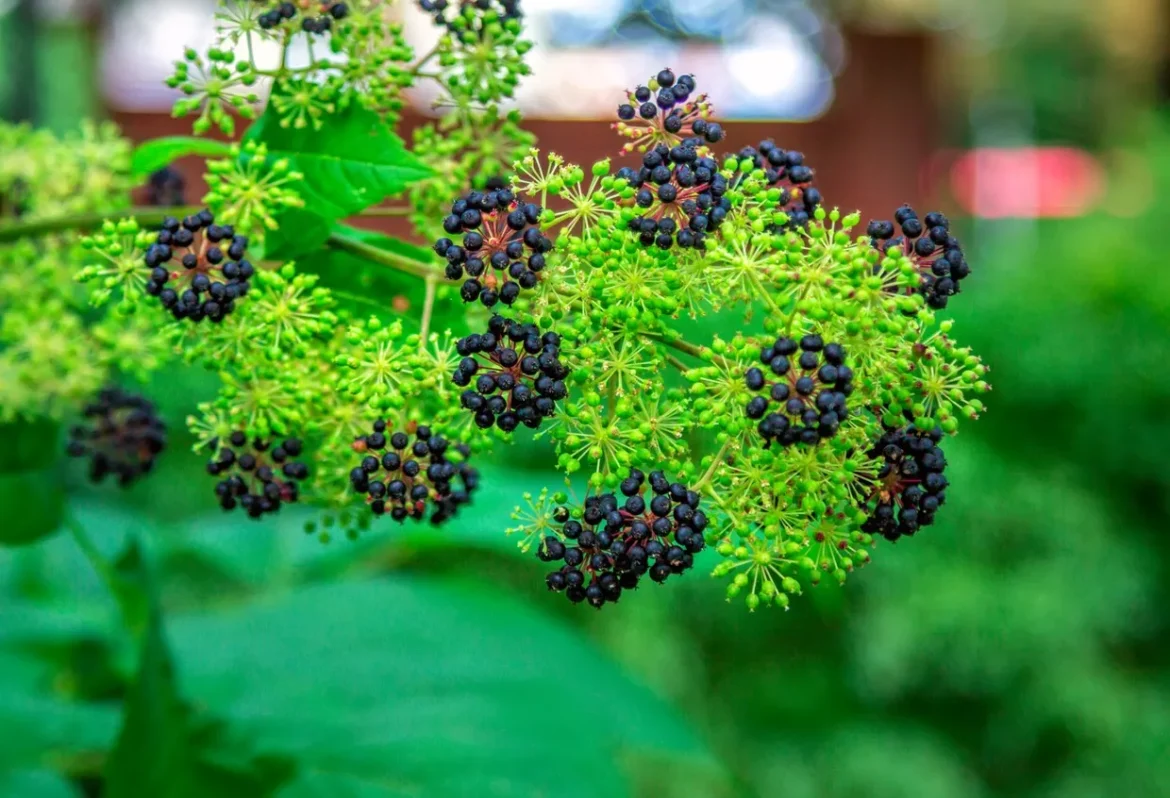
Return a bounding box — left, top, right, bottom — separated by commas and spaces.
0, 0, 989, 612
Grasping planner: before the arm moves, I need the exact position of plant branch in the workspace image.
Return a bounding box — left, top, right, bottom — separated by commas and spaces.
0, 206, 202, 244
325, 231, 443, 281
359, 206, 413, 217
695, 439, 733, 491
419, 274, 438, 348
642, 331, 733, 369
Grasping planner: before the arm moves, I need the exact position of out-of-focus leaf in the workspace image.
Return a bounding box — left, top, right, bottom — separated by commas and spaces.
130, 137, 233, 178
168, 577, 722, 797
102, 539, 294, 798
0, 420, 65, 546
0, 769, 79, 798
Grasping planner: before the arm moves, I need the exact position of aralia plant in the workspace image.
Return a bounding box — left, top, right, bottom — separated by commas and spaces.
0, 0, 989, 611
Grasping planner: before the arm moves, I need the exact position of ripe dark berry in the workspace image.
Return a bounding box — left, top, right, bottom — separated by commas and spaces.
745, 335, 853, 447
538, 468, 704, 608
417, 0, 522, 40
435, 189, 551, 308
66, 387, 166, 486
207, 433, 309, 519
351, 421, 479, 524
860, 427, 948, 541
867, 204, 970, 309
454, 316, 567, 431
144, 209, 249, 323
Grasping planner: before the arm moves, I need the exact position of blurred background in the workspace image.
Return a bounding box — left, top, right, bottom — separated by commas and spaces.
2, 0, 1169, 796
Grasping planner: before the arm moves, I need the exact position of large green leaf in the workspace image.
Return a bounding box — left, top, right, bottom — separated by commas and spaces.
168, 578, 722, 797
103, 541, 293, 798
130, 137, 233, 179
0, 420, 64, 546
245, 102, 432, 260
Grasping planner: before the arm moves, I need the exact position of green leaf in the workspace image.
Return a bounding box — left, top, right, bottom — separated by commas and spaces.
168, 578, 722, 797
130, 137, 234, 179
245, 102, 432, 259
0, 684, 119, 772
103, 541, 293, 798
103, 552, 197, 798
0, 770, 78, 798
0, 420, 64, 546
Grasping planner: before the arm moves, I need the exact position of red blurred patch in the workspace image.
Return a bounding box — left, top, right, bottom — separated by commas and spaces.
949, 147, 1103, 218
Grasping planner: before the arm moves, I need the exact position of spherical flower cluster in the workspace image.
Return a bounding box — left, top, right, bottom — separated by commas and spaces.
538, 469, 707, 608
867, 206, 970, 309
206, 432, 310, 519
860, 427, 948, 541
744, 335, 853, 447
614, 69, 723, 154
144, 210, 253, 323
349, 421, 479, 524
65, 387, 167, 486
453, 315, 568, 431
256, 2, 348, 34
434, 188, 552, 307
617, 139, 730, 249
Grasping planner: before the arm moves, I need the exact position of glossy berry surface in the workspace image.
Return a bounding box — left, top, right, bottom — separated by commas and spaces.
860, 426, 948, 541
349, 421, 479, 524
867, 205, 970, 309
144, 209, 252, 323
617, 139, 731, 249
453, 315, 568, 431
744, 335, 853, 447
65, 387, 167, 486
207, 432, 309, 519
538, 468, 706, 608
434, 188, 552, 307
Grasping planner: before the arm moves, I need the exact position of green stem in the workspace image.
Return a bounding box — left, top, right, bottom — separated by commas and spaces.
65, 514, 120, 597
0, 206, 202, 244
419, 274, 438, 349
325, 231, 442, 281
664, 354, 689, 374
694, 439, 733, 492
642, 331, 733, 369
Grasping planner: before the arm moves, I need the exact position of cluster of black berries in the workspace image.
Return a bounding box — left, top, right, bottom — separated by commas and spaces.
867, 206, 970, 310
349, 422, 479, 524
146, 166, 185, 207
616, 139, 731, 249
538, 469, 706, 608
453, 315, 568, 431
860, 427, 948, 541
434, 189, 552, 307
144, 210, 252, 323
418, 0, 521, 34
616, 70, 723, 142
207, 432, 310, 519
65, 388, 166, 487
745, 334, 853, 447
256, 2, 348, 33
